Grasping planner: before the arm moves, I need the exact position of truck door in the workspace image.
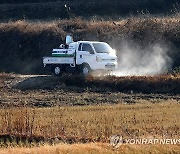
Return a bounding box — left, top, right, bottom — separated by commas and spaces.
76, 43, 96, 69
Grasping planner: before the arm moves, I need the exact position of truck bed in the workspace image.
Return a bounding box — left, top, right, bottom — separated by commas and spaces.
43, 57, 74, 66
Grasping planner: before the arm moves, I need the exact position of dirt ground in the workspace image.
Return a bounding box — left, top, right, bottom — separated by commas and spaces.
0, 74, 179, 108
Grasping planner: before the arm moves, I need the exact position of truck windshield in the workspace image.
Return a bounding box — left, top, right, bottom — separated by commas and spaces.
93, 43, 112, 53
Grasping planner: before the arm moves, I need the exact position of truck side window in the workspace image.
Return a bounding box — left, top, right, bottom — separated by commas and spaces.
78, 43, 82, 51
82, 44, 94, 54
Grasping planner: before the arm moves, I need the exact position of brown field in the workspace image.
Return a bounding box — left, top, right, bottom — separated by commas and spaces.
0, 101, 179, 142
0, 143, 180, 154
0, 73, 180, 153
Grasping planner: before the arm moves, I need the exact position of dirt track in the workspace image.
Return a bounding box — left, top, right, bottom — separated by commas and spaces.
0, 74, 179, 108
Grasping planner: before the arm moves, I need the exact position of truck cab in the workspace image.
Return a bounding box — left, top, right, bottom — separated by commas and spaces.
76, 41, 117, 72
43, 36, 117, 76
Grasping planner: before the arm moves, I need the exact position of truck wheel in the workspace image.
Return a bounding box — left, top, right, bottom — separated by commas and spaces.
54, 66, 63, 76
81, 64, 91, 76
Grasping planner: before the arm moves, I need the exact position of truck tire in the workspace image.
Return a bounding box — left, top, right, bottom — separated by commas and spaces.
53, 66, 63, 76
81, 64, 91, 76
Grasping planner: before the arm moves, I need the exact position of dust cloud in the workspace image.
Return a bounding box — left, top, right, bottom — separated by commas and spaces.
114, 41, 172, 76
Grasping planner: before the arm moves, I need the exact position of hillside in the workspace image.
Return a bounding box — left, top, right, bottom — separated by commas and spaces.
0, 17, 180, 74
0, 0, 179, 21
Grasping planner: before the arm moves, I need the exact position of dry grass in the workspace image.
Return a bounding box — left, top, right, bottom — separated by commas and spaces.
0, 73, 15, 88
0, 143, 180, 154
0, 101, 179, 145
0, 74, 179, 152
0, 103, 179, 153
11, 73, 180, 94
61, 74, 180, 94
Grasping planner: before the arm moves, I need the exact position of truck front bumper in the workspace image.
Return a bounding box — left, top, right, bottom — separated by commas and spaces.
91, 61, 118, 71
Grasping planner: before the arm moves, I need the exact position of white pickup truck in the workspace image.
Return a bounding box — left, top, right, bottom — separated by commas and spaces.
43, 35, 117, 75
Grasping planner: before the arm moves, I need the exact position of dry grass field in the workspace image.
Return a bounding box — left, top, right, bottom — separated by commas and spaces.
0, 73, 179, 153
0, 101, 179, 153
0, 143, 180, 154
0, 101, 179, 143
